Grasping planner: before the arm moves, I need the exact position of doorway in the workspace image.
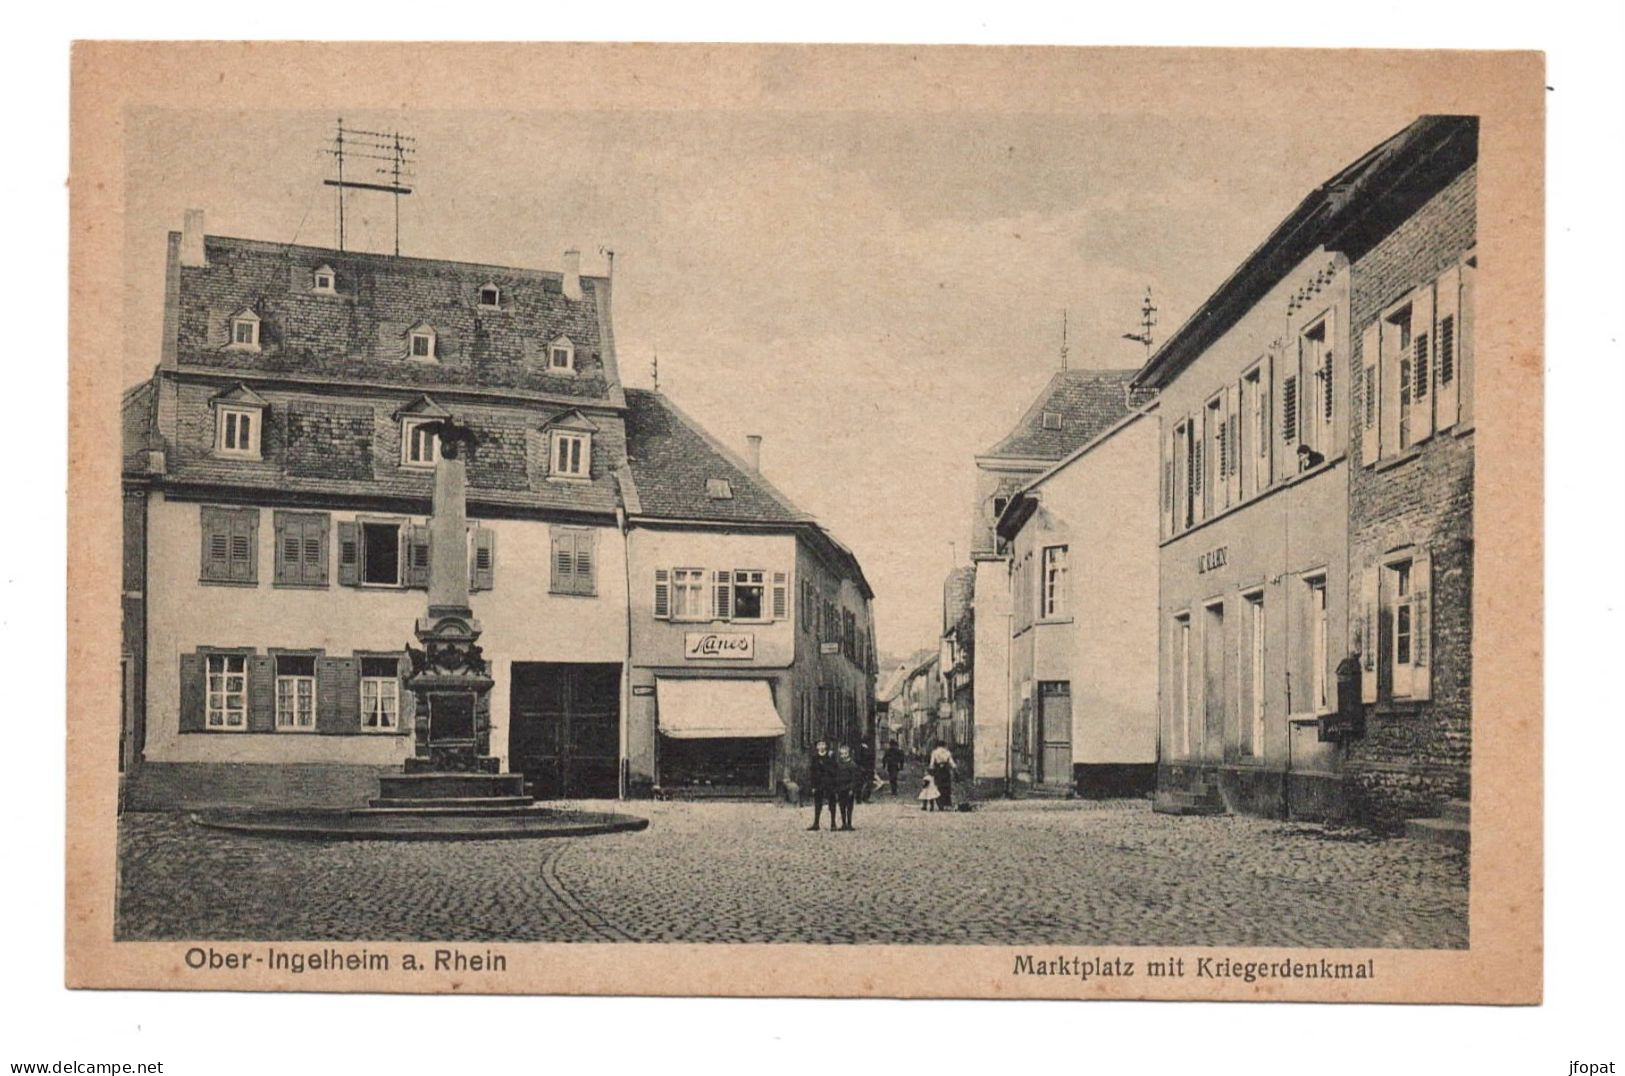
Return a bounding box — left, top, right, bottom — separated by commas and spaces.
508, 663, 622, 799
1037, 681, 1072, 787
1203, 601, 1227, 760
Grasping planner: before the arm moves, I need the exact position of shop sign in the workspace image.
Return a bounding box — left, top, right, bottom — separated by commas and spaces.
819, 641, 841, 655
684, 632, 755, 660
1196, 545, 1229, 574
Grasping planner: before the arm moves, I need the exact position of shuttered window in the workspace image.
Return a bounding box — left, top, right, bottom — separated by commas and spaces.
204, 652, 249, 730
771, 571, 789, 620
359, 656, 402, 731
470, 525, 496, 591
1281, 375, 1299, 445
274, 654, 317, 730
273, 511, 329, 587
548, 527, 593, 596
200, 506, 258, 584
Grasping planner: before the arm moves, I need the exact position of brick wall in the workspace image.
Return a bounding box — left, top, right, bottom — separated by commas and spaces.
1346, 164, 1476, 829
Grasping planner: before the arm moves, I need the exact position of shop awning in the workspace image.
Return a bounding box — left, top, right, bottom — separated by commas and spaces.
655, 678, 786, 739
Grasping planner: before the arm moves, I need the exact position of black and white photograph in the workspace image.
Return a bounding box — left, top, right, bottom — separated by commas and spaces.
64, 42, 1544, 1004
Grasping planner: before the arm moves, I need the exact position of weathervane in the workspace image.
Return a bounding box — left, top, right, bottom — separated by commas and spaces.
324, 118, 416, 255
1060, 308, 1070, 371
1122, 287, 1158, 357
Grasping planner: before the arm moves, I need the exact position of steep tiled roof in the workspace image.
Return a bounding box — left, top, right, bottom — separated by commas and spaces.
121, 380, 155, 473
171, 234, 621, 405
942, 566, 975, 630
981, 368, 1153, 460
622, 389, 807, 525
131, 374, 625, 516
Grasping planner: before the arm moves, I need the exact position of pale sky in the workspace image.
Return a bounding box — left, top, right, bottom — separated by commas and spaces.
122, 106, 1415, 657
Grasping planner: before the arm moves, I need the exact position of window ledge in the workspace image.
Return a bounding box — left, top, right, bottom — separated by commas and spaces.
1372, 446, 1422, 473
271, 581, 331, 591
549, 589, 599, 599
1035, 616, 1074, 626
213, 451, 263, 462
545, 474, 592, 483
1162, 453, 1346, 547
198, 577, 259, 588
181, 728, 249, 734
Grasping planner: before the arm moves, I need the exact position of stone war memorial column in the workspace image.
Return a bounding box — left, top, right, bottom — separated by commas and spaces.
402, 416, 500, 775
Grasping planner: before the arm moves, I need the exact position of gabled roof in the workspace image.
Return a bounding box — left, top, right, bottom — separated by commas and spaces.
622, 389, 807, 526
942, 565, 975, 631
1134, 115, 1478, 390
542, 408, 599, 434
980, 368, 1152, 460
209, 382, 270, 408
392, 393, 450, 419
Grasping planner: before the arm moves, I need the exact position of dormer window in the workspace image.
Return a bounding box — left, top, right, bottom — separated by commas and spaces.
217, 407, 260, 458
1041, 411, 1062, 430
706, 478, 734, 500
227, 309, 261, 351
550, 431, 591, 479
401, 417, 441, 469
408, 326, 437, 361
548, 336, 576, 374
478, 284, 501, 309
312, 265, 336, 294
209, 383, 268, 459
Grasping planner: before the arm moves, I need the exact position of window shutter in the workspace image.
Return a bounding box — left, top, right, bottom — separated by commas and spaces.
200, 508, 231, 582
1320, 306, 1338, 449
1458, 259, 1476, 427
1410, 283, 1435, 444
405, 523, 431, 589
274, 513, 294, 586
1361, 320, 1382, 466
472, 526, 496, 592
1381, 313, 1404, 460
1435, 266, 1461, 430
1259, 349, 1274, 488
304, 515, 329, 586
570, 529, 593, 595
1281, 375, 1298, 448
228, 509, 257, 583
1412, 553, 1432, 701
1360, 564, 1379, 703
337, 520, 360, 586
1190, 426, 1204, 516
713, 570, 732, 621
248, 654, 276, 732
1161, 425, 1175, 537
1224, 383, 1241, 505
772, 571, 788, 620
396, 652, 416, 735
653, 569, 671, 619
178, 652, 205, 733
550, 529, 573, 593
317, 657, 361, 733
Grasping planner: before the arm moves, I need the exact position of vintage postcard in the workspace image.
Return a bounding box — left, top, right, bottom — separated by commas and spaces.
67, 42, 1543, 1001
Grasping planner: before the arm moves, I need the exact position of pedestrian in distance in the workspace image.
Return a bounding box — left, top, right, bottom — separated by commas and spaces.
834, 743, 860, 831
928, 739, 958, 810
882, 740, 906, 795
856, 739, 876, 803
918, 772, 940, 811
806, 740, 838, 831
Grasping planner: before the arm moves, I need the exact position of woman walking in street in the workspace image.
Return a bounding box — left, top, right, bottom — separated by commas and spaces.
928, 739, 957, 811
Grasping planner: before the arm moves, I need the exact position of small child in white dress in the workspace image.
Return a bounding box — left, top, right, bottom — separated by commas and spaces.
918, 773, 940, 811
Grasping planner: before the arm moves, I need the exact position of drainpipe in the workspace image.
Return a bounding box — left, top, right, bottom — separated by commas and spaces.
617, 504, 630, 801
1004, 610, 1015, 795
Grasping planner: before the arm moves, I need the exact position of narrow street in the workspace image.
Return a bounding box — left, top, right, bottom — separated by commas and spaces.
118, 798, 1467, 948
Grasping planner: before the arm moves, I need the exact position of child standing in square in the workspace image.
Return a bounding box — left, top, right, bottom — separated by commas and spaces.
918, 772, 940, 811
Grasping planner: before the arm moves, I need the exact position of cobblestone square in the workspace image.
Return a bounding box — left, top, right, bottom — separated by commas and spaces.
117, 796, 1468, 948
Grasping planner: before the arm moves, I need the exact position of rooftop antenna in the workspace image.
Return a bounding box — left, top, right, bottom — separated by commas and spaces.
1122, 287, 1158, 357
651, 348, 660, 393
324, 118, 416, 255
1060, 308, 1070, 371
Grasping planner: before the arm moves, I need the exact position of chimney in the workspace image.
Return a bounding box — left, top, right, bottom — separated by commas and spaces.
562, 249, 582, 301
180, 209, 207, 268
746, 435, 763, 473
